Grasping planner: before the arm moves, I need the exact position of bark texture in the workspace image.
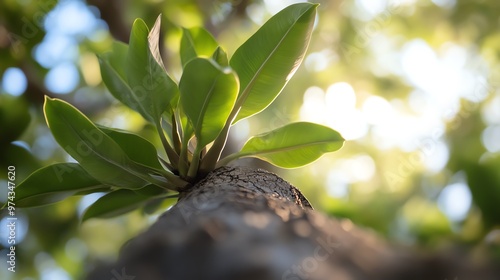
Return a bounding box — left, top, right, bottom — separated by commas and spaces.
88, 166, 499, 280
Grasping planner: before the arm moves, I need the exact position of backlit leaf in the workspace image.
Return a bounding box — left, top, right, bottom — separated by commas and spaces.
230, 3, 317, 122
180, 27, 219, 67
212, 46, 229, 67
179, 58, 239, 149
231, 122, 344, 168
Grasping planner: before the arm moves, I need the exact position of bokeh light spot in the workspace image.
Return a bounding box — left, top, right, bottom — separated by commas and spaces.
44, 63, 80, 94
438, 182, 472, 222
481, 125, 500, 153
1, 67, 28, 96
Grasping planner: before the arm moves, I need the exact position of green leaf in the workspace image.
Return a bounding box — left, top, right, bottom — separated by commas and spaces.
179, 58, 239, 149
230, 3, 318, 122
106, 41, 128, 79
82, 186, 173, 221
98, 126, 162, 170
98, 42, 164, 122
180, 27, 219, 67
44, 97, 150, 189
211, 46, 229, 67
98, 50, 154, 122
177, 107, 194, 177
223, 122, 344, 168
75, 187, 113, 196
177, 107, 194, 142
14, 163, 105, 207
126, 17, 178, 123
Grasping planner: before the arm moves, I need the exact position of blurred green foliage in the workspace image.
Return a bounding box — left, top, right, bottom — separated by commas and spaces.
1, 0, 499, 279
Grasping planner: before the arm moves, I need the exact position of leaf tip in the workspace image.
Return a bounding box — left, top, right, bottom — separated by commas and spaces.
81, 213, 91, 222
44, 95, 54, 103
131, 18, 149, 33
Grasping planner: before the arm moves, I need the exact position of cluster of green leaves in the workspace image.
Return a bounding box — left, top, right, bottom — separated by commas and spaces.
11, 3, 344, 220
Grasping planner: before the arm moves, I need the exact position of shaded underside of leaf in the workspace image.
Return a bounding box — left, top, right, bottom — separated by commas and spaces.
82, 185, 172, 221
14, 163, 105, 207
44, 97, 149, 189
99, 126, 162, 170
98, 54, 153, 122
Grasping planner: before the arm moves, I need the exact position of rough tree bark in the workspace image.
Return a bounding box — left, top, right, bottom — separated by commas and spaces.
87, 166, 498, 280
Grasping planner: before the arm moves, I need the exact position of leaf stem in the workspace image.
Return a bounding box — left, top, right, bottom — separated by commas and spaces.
158, 156, 175, 172
215, 152, 242, 168
187, 146, 202, 179
156, 120, 179, 170
178, 137, 190, 178
171, 113, 182, 154
178, 110, 193, 178
132, 162, 188, 191
199, 101, 241, 173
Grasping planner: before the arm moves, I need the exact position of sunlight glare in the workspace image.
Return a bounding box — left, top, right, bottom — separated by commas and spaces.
305, 49, 336, 72
401, 40, 439, 93
481, 95, 500, 125
246, 3, 266, 25
300, 83, 368, 140
342, 154, 376, 182
324, 83, 368, 139
327, 170, 349, 198
300, 86, 326, 124
362, 95, 393, 125
326, 109, 368, 140
325, 82, 356, 112
325, 82, 368, 140
355, 0, 387, 16
233, 119, 251, 142
422, 140, 449, 173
